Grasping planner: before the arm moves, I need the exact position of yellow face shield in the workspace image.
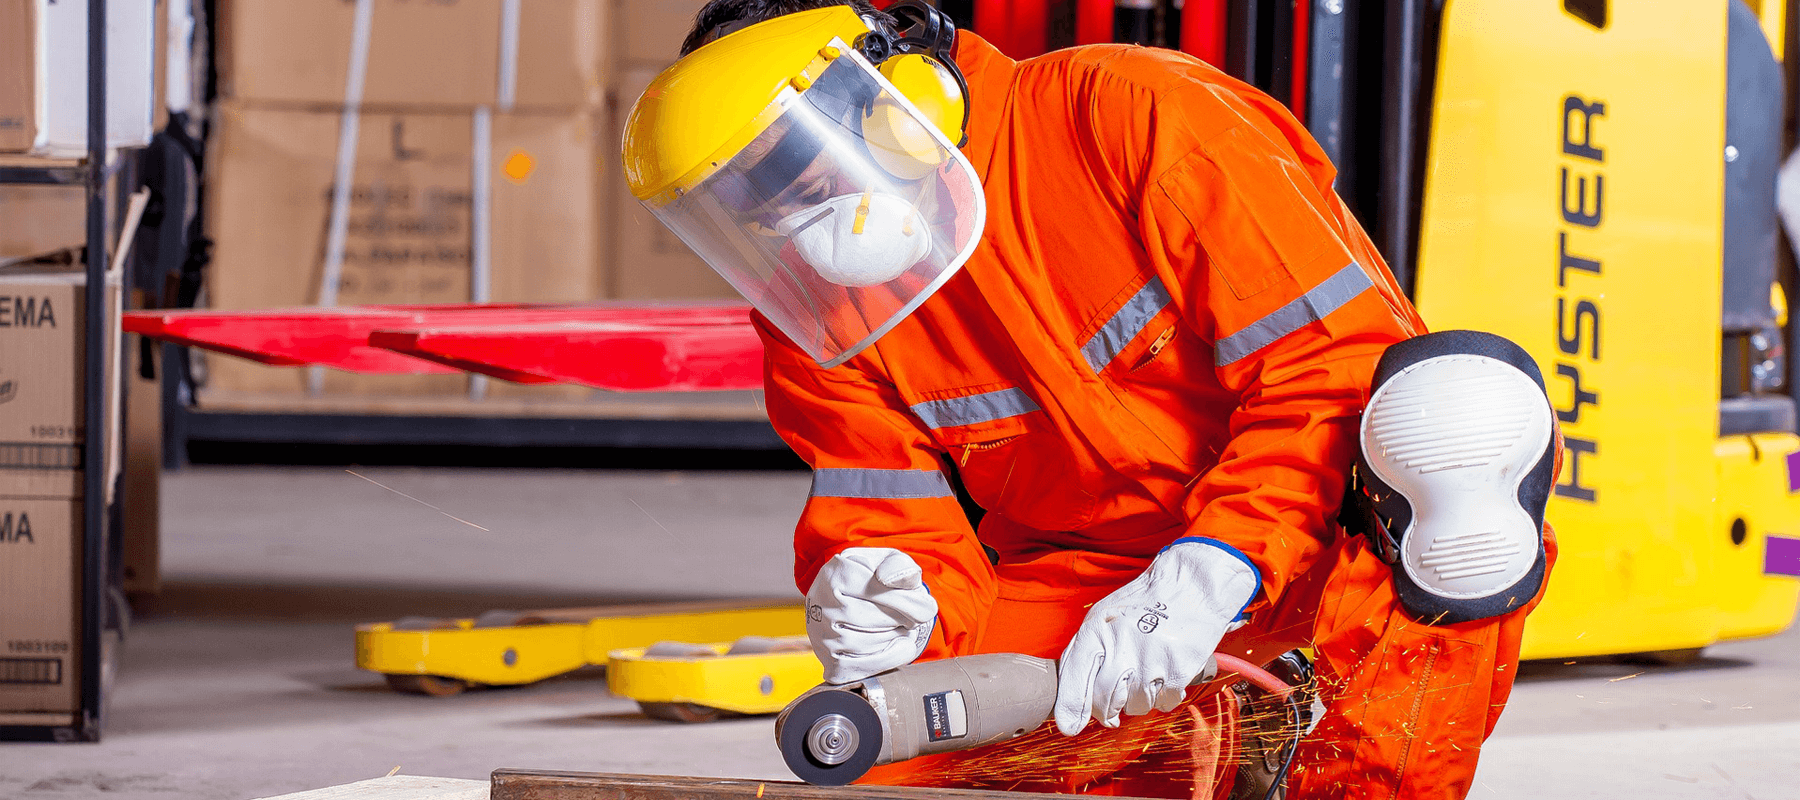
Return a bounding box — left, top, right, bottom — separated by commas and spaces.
637, 45, 985, 368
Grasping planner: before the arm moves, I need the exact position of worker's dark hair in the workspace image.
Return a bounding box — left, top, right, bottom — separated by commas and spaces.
680, 0, 896, 57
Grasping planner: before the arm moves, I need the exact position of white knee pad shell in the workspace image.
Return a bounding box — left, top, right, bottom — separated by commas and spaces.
1356, 331, 1557, 624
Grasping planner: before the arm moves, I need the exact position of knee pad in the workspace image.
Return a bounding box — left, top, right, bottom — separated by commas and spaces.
1356, 331, 1556, 625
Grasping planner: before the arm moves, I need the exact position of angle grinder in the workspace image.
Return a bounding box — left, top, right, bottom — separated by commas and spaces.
776, 652, 1292, 786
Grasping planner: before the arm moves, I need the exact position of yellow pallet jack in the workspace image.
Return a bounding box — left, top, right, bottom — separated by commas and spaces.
607, 636, 823, 722
356, 601, 805, 696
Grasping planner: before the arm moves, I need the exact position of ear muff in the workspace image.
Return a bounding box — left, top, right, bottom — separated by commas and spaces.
859, 0, 971, 148
862, 101, 945, 180
875, 54, 967, 156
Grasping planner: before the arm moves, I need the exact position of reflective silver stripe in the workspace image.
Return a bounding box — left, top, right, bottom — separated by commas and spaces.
910, 387, 1040, 429
1214, 263, 1374, 366
810, 468, 954, 499
1082, 278, 1173, 372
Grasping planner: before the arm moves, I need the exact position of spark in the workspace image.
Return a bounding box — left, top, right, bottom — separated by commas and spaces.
756, 783, 765, 798
346, 470, 491, 531
1709, 762, 1754, 798
914, 677, 1320, 791
1607, 672, 1645, 683
385, 766, 402, 778
628, 497, 682, 541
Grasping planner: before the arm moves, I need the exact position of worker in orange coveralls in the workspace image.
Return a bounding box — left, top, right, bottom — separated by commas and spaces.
621, 2, 1561, 797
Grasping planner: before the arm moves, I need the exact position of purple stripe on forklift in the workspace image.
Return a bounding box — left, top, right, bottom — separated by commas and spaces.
1787, 450, 1800, 494
1768, 535, 1800, 577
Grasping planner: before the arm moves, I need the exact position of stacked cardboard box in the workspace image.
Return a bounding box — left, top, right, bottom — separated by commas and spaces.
205, 104, 604, 397
206, 0, 614, 399
202, 0, 764, 411
0, 186, 86, 266
608, 0, 737, 300
0, 0, 159, 156
0, 269, 118, 724
0, 0, 33, 153
2, 0, 160, 270
216, 0, 609, 110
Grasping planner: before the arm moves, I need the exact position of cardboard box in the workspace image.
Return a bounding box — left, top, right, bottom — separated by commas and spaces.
0, 0, 158, 156
0, 186, 87, 265
205, 102, 602, 395
120, 331, 158, 596
606, 0, 744, 300
0, 495, 81, 716
0, 270, 119, 499
218, 0, 609, 110
619, 0, 708, 65
152, 0, 169, 135
0, 0, 37, 152
608, 66, 737, 300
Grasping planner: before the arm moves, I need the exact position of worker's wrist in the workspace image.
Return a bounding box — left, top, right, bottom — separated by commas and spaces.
1162, 537, 1261, 622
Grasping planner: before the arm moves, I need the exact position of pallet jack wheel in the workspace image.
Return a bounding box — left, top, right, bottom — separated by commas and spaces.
385, 673, 474, 697
638, 701, 725, 723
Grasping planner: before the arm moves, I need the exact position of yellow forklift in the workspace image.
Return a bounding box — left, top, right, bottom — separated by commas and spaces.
1206, 0, 1800, 661
1402, 0, 1800, 660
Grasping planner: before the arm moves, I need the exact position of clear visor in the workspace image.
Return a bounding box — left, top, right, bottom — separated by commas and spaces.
644, 50, 985, 367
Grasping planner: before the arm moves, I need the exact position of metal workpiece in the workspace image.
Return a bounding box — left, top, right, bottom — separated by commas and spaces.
490, 769, 1099, 799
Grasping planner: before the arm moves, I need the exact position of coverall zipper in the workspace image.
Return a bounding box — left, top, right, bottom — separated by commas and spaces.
1131, 325, 1178, 371
1390, 640, 1443, 795
960, 436, 1023, 466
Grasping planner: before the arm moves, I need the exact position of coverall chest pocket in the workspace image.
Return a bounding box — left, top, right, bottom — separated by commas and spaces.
920, 396, 1102, 534
1107, 317, 1238, 470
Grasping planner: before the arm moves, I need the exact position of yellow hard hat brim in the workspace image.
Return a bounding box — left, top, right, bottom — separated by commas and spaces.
621, 7, 874, 204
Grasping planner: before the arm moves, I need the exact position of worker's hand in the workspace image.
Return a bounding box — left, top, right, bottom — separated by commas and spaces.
805, 547, 938, 684
1053, 539, 1259, 736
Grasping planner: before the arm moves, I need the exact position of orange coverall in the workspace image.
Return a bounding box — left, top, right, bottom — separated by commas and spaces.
758, 32, 1556, 799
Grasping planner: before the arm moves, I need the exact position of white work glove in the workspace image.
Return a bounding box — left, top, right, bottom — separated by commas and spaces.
1054, 539, 1259, 736
805, 547, 939, 684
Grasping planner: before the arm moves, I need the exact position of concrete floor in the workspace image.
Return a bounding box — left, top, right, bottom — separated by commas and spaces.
0, 465, 1795, 799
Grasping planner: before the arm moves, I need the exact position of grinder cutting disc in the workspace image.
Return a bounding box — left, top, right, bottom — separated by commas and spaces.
777, 688, 884, 786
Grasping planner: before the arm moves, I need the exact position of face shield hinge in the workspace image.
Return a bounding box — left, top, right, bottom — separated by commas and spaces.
854, 31, 894, 64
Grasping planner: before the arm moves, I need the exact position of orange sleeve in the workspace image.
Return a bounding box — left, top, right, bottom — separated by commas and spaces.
1130, 83, 1422, 610
756, 315, 999, 660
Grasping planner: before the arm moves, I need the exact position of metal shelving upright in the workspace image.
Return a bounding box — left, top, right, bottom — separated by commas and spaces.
0, 0, 119, 742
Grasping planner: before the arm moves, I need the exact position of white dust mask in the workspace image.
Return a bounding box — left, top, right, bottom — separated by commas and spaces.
774, 191, 932, 288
